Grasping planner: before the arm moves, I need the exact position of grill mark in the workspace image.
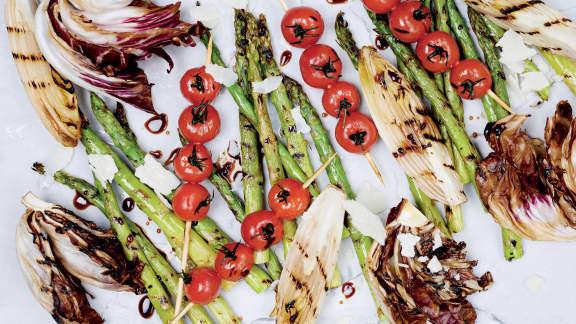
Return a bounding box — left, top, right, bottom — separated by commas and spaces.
28, 80, 48, 89
6, 26, 27, 33
393, 145, 419, 158
12, 53, 45, 61
423, 133, 443, 142
499, 0, 542, 15
443, 163, 456, 170
544, 19, 562, 27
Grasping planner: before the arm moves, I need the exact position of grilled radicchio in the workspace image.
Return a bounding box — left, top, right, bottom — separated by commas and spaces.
365, 199, 493, 324
19, 193, 142, 291
476, 105, 576, 241
16, 201, 103, 323
35, 0, 197, 114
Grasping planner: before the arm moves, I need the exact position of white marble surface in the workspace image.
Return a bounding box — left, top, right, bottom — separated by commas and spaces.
1, 0, 576, 323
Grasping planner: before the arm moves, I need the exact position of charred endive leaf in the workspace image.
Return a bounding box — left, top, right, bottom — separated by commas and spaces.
358, 46, 466, 206
5, 0, 81, 147
16, 208, 103, 324
35, 0, 197, 114
366, 199, 492, 324
273, 185, 346, 323
464, 0, 576, 61
21, 192, 141, 291
477, 114, 576, 241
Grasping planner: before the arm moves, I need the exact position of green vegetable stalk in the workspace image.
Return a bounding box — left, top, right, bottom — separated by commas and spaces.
54, 171, 238, 324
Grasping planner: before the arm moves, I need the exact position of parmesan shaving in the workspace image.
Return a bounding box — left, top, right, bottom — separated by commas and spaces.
520, 71, 550, 92
356, 181, 387, 214
291, 106, 311, 134
426, 256, 442, 273
397, 233, 420, 258
87, 154, 117, 184
398, 202, 428, 228
496, 30, 537, 71
222, 0, 248, 9
134, 154, 180, 195
190, 5, 220, 29
252, 76, 283, 94
342, 200, 386, 245
205, 63, 238, 87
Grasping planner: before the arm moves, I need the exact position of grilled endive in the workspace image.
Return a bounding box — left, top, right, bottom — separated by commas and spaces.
358, 47, 466, 206
6, 0, 81, 147
273, 185, 346, 323
464, 0, 576, 61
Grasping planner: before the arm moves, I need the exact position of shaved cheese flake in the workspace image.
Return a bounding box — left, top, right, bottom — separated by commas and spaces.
222, 0, 248, 9
398, 202, 428, 228
531, 54, 562, 82
135, 154, 180, 195
39, 145, 75, 188
496, 30, 537, 70
432, 230, 443, 250
342, 200, 386, 244
398, 263, 409, 268
397, 233, 420, 258
520, 71, 550, 92
190, 5, 220, 29
417, 256, 429, 263
356, 181, 387, 214
205, 64, 238, 87
88, 154, 118, 184
252, 76, 283, 94
524, 274, 545, 294
291, 106, 311, 134
426, 256, 442, 273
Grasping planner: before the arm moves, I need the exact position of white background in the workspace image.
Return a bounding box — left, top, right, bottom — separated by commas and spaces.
1, 0, 576, 323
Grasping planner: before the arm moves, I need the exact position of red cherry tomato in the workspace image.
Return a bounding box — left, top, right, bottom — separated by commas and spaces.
335, 112, 379, 154
178, 103, 221, 143
268, 178, 311, 220
180, 66, 221, 105
214, 242, 254, 282
299, 44, 342, 89
322, 81, 360, 118
362, 0, 401, 14
450, 59, 493, 100
281, 6, 324, 48
174, 143, 213, 183
415, 31, 460, 73
241, 210, 284, 251
389, 1, 431, 43
172, 183, 212, 221
184, 267, 221, 306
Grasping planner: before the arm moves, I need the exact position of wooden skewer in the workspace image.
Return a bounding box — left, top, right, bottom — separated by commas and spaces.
173, 221, 192, 315
277, 0, 289, 12
364, 151, 386, 186
302, 153, 337, 189
205, 34, 213, 66
487, 89, 514, 114
170, 302, 195, 324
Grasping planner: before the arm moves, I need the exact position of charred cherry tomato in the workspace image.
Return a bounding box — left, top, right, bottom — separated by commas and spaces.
335, 112, 379, 154
172, 183, 212, 221
268, 178, 311, 220
184, 267, 221, 306
299, 44, 342, 88
415, 31, 460, 73
281, 6, 324, 48
241, 210, 284, 251
178, 103, 221, 143
322, 81, 360, 118
389, 1, 431, 43
362, 0, 401, 14
214, 242, 254, 282
180, 66, 221, 105
450, 59, 493, 100
174, 143, 213, 183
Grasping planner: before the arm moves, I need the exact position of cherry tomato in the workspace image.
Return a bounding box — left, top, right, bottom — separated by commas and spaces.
299, 44, 342, 89
178, 103, 221, 143
214, 242, 254, 282
174, 143, 213, 183
241, 210, 284, 251
389, 1, 431, 43
184, 267, 221, 306
281, 6, 324, 48
415, 31, 460, 73
172, 183, 212, 221
322, 81, 360, 118
450, 59, 493, 100
268, 178, 311, 220
180, 66, 221, 105
362, 0, 401, 14
335, 112, 379, 154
